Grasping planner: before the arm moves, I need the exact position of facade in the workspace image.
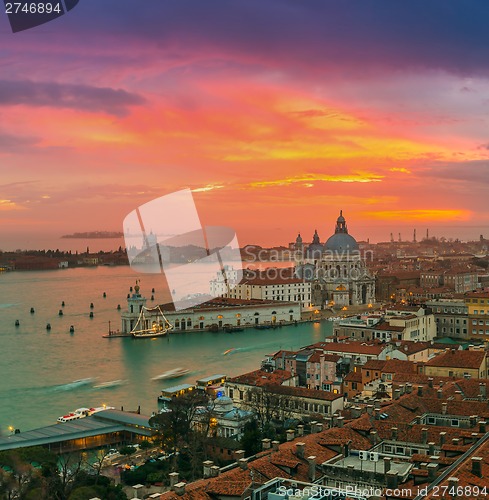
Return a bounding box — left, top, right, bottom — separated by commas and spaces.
210, 268, 312, 308
423, 349, 489, 379
421, 269, 478, 293
333, 306, 436, 342
270, 350, 341, 392
295, 211, 375, 307
464, 290, 489, 340
225, 370, 344, 419
121, 287, 302, 333
192, 396, 254, 439
425, 299, 468, 339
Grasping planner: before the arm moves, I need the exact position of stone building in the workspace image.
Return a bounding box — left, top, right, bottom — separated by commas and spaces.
295, 211, 375, 308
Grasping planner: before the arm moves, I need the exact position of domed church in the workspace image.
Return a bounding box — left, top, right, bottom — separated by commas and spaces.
295, 211, 375, 308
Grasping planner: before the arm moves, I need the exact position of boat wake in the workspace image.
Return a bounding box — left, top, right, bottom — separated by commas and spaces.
93, 379, 126, 389
51, 378, 95, 392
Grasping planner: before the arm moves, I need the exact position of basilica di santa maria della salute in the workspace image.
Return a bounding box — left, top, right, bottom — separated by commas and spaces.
294, 211, 375, 308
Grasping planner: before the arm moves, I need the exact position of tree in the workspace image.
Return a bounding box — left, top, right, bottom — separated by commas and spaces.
149, 392, 209, 453
240, 420, 262, 456
242, 385, 294, 427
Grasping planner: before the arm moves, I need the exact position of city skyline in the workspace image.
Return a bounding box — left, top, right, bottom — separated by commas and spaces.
1, 1, 489, 249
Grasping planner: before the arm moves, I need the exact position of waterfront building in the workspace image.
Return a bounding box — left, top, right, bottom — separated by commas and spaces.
425, 299, 468, 339
121, 285, 301, 333
421, 268, 479, 293
225, 369, 344, 419
210, 267, 312, 308
333, 305, 436, 342
295, 211, 375, 307
464, 290, 489, 340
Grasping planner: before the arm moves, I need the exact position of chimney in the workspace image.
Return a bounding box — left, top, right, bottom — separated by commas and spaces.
442, 402, 447, 415
174, 482, 186, 496
439, 380, 444, 388
452, 438, 460, 446
296, 442, 305, 459
351, 406, 361, 419
422, 428, 429, 444
454, 390, 462, 401
439, 432, 446, 446
448, 477, 459, 496
238, 458, 248, 470
210, 465, 220, 477
297, 424, 305, 436
374, 408, 381, 420
234, 450, 245, 462
169, 472, 179, 490
272, 440, 280, 452
286, 429, 295, 441
369, 430, 379, 445
391, 427, 398, 440
480, 383, 487, 399
428, 378, 433, 388
316, 422, 324, 433
203, 460, 214, 479
479, 421, 487, 433
384, 457, 391, 474
405, 383, 413, 394
437, 389, 443, 399
471, 457, 483, 477
262, 438, 271, 450
393, 389, 401, 400
386, 471, 399, 490
469, 415, 478, 427
399, 384, 405, 395
307, 456, 317, 482
343, 440, 351, 458
428, 442, 435, 455
337, 416, 344, 428
427, 463, 438, 481
417, 386, 423, 396
310, 420, 318, 433
366, 404, 374, 415
374, 399, 381, 410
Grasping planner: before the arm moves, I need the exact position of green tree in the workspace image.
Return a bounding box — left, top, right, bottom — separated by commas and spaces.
240, 420, 262, 457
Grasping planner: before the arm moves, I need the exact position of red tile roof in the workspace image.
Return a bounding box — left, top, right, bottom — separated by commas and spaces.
425, 349, 486, 370
227, 369, 294, 386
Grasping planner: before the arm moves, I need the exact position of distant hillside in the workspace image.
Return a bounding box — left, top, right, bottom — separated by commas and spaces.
61, 231, 123, 239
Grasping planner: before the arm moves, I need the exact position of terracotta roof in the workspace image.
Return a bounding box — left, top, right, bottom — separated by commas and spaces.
227, 369, 294, 387
315, 342, 386, 356
344, 371, 362, 383
425, 349, 486, 369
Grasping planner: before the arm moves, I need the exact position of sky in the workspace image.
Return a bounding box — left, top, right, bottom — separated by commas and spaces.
1, 0, 489, 250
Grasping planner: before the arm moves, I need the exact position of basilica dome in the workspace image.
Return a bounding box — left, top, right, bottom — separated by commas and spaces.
324, 211, 359, 253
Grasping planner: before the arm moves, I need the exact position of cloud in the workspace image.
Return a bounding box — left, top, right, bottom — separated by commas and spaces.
0, 80, 145, 116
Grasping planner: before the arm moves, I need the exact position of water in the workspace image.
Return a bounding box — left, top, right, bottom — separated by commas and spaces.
0, 267, 331, 433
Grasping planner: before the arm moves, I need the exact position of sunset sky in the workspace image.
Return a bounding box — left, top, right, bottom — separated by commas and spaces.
1, 1, 489, 250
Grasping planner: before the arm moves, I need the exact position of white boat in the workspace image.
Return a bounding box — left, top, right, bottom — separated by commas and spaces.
93, 380, 126, 389
151, 367, 190, 381
131, 305, 173, 338
57, 405, 114, 423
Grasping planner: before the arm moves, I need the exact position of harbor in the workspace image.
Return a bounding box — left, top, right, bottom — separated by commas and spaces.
0, 266, 332, 432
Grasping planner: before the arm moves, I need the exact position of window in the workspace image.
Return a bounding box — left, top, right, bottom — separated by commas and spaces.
229, 389, 234, 398
451, 419, 459, 427
427, 417, 435, 424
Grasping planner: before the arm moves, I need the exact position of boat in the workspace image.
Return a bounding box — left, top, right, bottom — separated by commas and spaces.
151, 368, 190, 381
131, 305, 173, 339
56, 405, 114, 423
93, 380, 126, 389
224, 326, 244, 333
223, 348, 236, 356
